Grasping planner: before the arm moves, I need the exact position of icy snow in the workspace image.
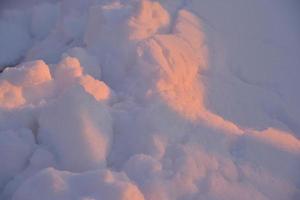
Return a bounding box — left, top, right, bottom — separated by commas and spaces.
0, 0, 299, 200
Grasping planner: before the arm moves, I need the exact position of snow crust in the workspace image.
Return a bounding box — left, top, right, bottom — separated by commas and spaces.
0, 0, 299, 199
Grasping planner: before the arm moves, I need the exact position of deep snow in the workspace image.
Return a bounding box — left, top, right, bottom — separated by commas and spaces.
0, 0, 300, 200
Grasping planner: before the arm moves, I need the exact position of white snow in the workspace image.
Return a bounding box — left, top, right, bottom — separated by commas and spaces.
0, 11, 32, 68
38, 82, 112, 172
12, 168, 145, 200
0, 129, 35, 189
0, 0, 299, 200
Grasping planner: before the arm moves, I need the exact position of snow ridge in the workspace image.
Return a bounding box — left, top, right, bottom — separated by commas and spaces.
0, 0, 299, 200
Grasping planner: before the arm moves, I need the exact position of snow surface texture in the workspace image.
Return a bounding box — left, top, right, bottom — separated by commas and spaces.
0, 0, 300, 199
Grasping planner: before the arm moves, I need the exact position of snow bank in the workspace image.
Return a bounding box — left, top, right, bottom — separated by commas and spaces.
0, 129, 35, 189
63, 47, 102, 80
0, 48, 113, 195
30, 3, 59, 40
38, 83, 112, 172
84, 0, 170, 89
135, 9, 241, 134
0, 11, 31, 69
0, 60, 52, 109
0, 0, 300, 200
12, 168, 144, 200
187, 0, 300, 135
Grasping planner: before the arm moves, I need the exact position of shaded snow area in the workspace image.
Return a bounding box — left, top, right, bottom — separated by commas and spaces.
0, 0, 300, 199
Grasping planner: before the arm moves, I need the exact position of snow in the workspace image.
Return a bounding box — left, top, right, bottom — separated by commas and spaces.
30, 3, 59, 40
63, 47, 102, 80
0, 60, 53, 108
186, 0, 300, 135
0, 11, 32, 68
0, 0, 299, 200
0, 129, 35, 189
12, 168, 145, 200
38, 83, 112, 172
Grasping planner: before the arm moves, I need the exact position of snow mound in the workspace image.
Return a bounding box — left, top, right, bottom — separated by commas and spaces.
30, 3, 59, 40
0, 129, 35, 189
135, 9, 242, 134
79, 75, 112, 102
0, 80, 25, 109
0, 60, 52, 109
12, 168, 144, 200
63, 47, 102, 80
0, 11, 31, 68
0, 0, 299, 200
38, 84, 112, 172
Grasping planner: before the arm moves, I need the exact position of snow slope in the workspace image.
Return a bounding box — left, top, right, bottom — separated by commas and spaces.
0, 0, 299, 200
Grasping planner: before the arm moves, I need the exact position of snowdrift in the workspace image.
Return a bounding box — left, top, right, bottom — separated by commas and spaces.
0, 0, 299, 200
